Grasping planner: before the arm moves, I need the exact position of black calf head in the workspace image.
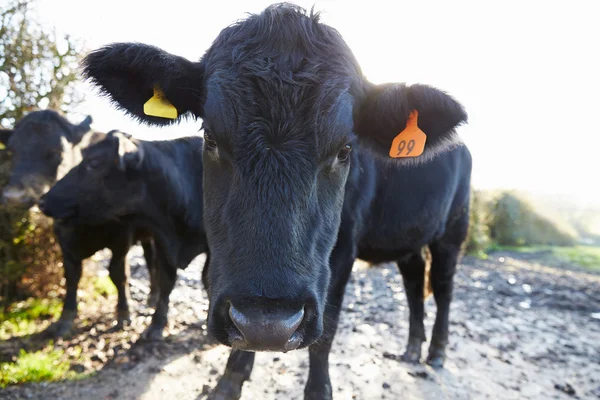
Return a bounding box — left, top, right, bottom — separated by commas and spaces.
40, 131, 144, 223
81, 3, 467, 351
0, 110, 93, 208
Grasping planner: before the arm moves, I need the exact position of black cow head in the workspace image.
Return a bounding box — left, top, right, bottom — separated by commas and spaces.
80, 3, 467, 352
39, 131, 145, 223
0, 110, 93, 208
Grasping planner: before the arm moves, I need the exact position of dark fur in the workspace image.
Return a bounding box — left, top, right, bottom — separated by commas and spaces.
1, 110, 99, 205
41, 131, 209, 339
80, 3, 470, 398
1, 110, 159, 337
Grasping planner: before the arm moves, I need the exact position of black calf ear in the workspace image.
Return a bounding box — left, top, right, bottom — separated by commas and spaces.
82, 42, 205, 126
71, 115, 93, 143
355, 83, 468, 162
0, 129, 13, 147
78, 115, 93, 130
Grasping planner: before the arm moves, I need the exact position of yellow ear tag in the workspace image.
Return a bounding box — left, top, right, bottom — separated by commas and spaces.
143, 86, 178, 119
389, 110, 427, 158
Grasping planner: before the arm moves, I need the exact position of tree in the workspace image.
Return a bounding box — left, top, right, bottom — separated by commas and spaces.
0, 0, 83, 128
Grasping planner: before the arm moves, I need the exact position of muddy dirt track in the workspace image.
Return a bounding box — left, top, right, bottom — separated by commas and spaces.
2, 248, 600, 400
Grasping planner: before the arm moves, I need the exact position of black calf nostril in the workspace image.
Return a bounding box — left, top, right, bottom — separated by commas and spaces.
228, 304, 305, 352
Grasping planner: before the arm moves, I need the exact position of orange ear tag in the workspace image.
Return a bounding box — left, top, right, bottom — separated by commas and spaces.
389, 110, 427, 158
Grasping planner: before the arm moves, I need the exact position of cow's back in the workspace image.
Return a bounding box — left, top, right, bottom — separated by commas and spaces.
355, 144, 472, 261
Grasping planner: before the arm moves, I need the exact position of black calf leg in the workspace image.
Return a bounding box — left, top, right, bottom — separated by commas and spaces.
305, 320, 339, 400
46, 254, 82, 337
201, 250, 210, 295
426, 242, 460, 368
397, 251, 427, 363
141, 240, 159, 308
305, 240, 356, 400
108, 245, 132, 328
209, 350, 255, 400
141, 263, 177, 341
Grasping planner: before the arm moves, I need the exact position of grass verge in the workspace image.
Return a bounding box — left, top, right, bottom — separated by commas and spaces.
0, 346, 87, 388
489, 245, 600, 271
0, 298, 61, 340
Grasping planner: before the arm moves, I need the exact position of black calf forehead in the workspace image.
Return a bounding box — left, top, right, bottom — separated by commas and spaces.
204, 76, 353, 145
10, 110, 74, 147
200, 4, 362, 153
81, 136, 116, 159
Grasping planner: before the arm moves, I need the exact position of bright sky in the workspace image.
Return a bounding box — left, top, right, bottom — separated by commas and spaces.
34, 0, 599, 205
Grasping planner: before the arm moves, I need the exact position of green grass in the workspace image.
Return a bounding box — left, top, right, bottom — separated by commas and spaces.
0, 347, 86, 387
0, 298, 62, 340
488, 244, 549, 253
467, 249, 489, 260
489, 245, 600, 271
92, 275, 117, 298
0, 296, 92, 387
553, 246, 600, 270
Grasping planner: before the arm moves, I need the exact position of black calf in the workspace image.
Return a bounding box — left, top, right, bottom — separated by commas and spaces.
79, 3, 472, 398
41, 131, 209, 340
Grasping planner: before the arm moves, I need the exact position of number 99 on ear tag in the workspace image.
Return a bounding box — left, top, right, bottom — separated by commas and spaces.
389, 111, 427, 158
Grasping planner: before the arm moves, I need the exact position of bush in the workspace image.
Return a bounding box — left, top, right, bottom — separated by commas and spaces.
488, 191, 579, 247
1, 0, 84, 127
465, 189, 581, 255
465, 189, 492, 257
567, 210, 600, 245
0, 149, 63, 307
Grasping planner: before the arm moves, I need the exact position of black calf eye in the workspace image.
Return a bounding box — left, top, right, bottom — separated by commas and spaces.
337, 144, 352, 162
86, 158, 102, 171
203, 130, 217, 151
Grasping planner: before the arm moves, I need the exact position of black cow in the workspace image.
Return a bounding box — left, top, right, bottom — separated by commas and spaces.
0, 110, 159, 337
40, 131, 210, 340
80, 4, 471, 399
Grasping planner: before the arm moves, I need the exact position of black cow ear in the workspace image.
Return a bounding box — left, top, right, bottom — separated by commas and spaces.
78, 115, 93, 131
82, 42, 205, 126
71, 115, 93, 144
354, 82, 468, 162
0, 129, 13, 146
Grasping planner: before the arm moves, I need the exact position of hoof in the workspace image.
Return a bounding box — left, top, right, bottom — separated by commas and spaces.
426, 354, 445, 368
140, 324, 164, 341
115, 310, 132, 329
208, 377, 243, 400
401, 337, 423, 364
44, 319, 75, 338
147, 292, 159, 308
426, 345, 446, 368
